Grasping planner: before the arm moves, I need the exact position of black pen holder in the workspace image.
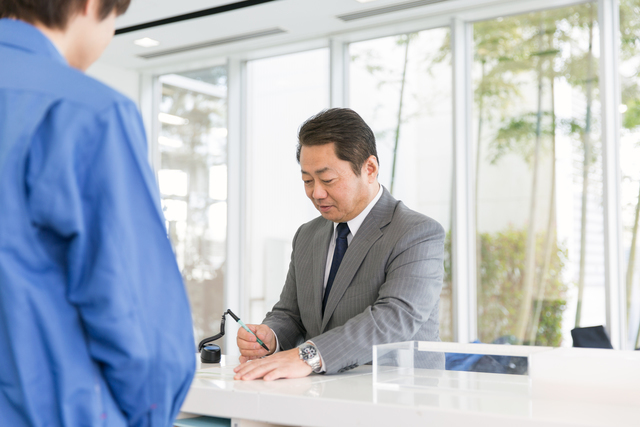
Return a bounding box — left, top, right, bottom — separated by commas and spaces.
200, 344, 221, 364
198, 312, 227, 364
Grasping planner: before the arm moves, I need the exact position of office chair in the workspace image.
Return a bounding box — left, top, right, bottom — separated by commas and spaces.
571, 325, 613, 349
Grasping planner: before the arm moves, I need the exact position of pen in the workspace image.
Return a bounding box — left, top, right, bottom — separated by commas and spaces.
226, 309, 270, 353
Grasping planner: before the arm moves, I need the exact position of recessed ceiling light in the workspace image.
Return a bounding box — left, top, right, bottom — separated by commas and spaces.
134, 37, 160, 48
355, 0, 378, 3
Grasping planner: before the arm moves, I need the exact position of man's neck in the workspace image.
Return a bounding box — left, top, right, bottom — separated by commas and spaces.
33, 23, 68, 59
340, 182, 383, 230
367, 182, 381, 205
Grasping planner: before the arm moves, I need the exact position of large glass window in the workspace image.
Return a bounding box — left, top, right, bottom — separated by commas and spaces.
620, 0, 640, 349
146, 0, 640, 351
158, 67, 228, 350
473, 3, 603, 346
245, 49, 330, 323
349, 28, 453, 341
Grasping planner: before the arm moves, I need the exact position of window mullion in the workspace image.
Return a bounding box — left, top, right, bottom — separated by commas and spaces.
599, 0, 626, 349
451, 18, 477, 344
225, 56, 245, 353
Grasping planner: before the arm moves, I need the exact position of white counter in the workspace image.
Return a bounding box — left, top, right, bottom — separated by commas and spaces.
179, 354, 640, 427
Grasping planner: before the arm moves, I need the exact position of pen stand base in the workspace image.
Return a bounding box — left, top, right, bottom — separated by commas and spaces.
201, 344, 221, 364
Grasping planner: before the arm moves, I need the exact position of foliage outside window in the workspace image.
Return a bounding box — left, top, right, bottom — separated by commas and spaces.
619, 0, 640, 349
467, 3, 604, 345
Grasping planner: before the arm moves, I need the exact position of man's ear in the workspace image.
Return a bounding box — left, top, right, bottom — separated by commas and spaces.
363, 155, 379, 183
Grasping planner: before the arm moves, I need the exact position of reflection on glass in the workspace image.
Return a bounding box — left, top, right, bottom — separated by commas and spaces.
473, 3, 603, 346
246, 49, 329, 323
158, 66, 228, 350
350, 28, 453, 341
619, 0, 640, 349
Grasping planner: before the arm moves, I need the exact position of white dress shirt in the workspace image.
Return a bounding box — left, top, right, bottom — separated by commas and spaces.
323, 184, 383, 290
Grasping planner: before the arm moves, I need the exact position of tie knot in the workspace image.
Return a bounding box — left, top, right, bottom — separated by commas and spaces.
336, 222, 350, 239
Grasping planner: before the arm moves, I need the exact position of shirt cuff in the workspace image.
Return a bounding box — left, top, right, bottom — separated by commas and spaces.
270, 328, 280, 354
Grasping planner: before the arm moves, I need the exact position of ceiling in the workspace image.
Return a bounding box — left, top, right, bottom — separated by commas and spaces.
100, 0, 488, 71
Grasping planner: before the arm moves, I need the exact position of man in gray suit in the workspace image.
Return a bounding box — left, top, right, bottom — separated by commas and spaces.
234, 108, 444, 380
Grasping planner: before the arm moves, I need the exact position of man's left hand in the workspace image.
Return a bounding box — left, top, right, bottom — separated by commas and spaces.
233, 348, 313, 381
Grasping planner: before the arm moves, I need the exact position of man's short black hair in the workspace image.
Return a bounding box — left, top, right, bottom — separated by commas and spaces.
296, 108, 378, 176
0, 0, 131, 29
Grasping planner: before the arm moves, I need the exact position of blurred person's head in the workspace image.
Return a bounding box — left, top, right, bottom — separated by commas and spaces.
0, 0, 131, 70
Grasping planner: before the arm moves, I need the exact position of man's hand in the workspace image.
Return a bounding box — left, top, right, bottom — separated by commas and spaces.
236, 323, 276, 363
233, 348, 313, 381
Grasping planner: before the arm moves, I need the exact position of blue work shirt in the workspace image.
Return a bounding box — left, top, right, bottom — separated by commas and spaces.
0, 19, 196, 427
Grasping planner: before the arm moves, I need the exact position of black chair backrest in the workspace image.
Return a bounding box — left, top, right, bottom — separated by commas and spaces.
571, 325, 613, 349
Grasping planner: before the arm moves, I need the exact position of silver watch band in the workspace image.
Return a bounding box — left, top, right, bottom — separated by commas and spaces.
298, 342, 322, 373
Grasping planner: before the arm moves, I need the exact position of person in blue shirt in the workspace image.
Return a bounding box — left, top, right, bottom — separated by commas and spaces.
0, 1, 196, 426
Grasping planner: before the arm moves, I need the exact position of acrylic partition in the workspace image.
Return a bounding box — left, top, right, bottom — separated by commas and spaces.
373, 341, 640, 408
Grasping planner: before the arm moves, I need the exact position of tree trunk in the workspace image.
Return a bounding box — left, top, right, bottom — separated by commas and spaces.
625, 183, 640, 325
476, 60, 486, 326
515, 23, 545, 344
636, 311, 640, 349
575, 11, 594, 328
390, 35, 411, 195
528, 76, 557, 345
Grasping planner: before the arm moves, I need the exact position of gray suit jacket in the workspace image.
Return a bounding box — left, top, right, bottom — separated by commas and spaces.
262, 187, 445, 374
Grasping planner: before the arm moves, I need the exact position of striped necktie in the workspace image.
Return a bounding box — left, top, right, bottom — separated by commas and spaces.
323, 222, 350, 314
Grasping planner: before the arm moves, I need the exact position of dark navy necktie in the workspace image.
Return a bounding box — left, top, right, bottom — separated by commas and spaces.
323, 222, 350, 314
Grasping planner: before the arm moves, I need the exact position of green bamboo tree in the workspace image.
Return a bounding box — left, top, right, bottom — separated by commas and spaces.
623, 95, 640, 348
472, 19, 529, 314
619, 0, 640, 348
482, 10, 566, 343
350, 32, 423, 195
479, 4, 598, 343
436, 12, 561, 343
529, 76, 558, 344
559, 4, 598, 327
517, 20, 547, 343
390, 33, 416, 194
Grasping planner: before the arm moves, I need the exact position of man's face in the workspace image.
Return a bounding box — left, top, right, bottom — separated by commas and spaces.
299, 143, 377, 223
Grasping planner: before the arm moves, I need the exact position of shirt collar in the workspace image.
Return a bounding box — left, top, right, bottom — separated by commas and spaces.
0, 18, 67, 66
333, 183, 383, 237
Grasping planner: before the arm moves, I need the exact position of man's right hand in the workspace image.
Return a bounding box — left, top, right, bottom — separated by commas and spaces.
236, 324, 276, 363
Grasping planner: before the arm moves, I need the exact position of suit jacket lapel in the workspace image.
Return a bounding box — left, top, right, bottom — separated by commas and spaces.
321, 187, 397, 332
312, 220, 333, 333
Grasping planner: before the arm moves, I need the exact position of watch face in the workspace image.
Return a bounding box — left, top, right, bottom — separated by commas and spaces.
301, 345, 317, 360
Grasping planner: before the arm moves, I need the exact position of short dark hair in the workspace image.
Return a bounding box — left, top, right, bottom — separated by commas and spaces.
0, 0, 131, 29
296, 108, 378, 176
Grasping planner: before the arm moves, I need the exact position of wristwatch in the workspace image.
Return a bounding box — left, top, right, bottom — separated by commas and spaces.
298, 342, 322, 373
